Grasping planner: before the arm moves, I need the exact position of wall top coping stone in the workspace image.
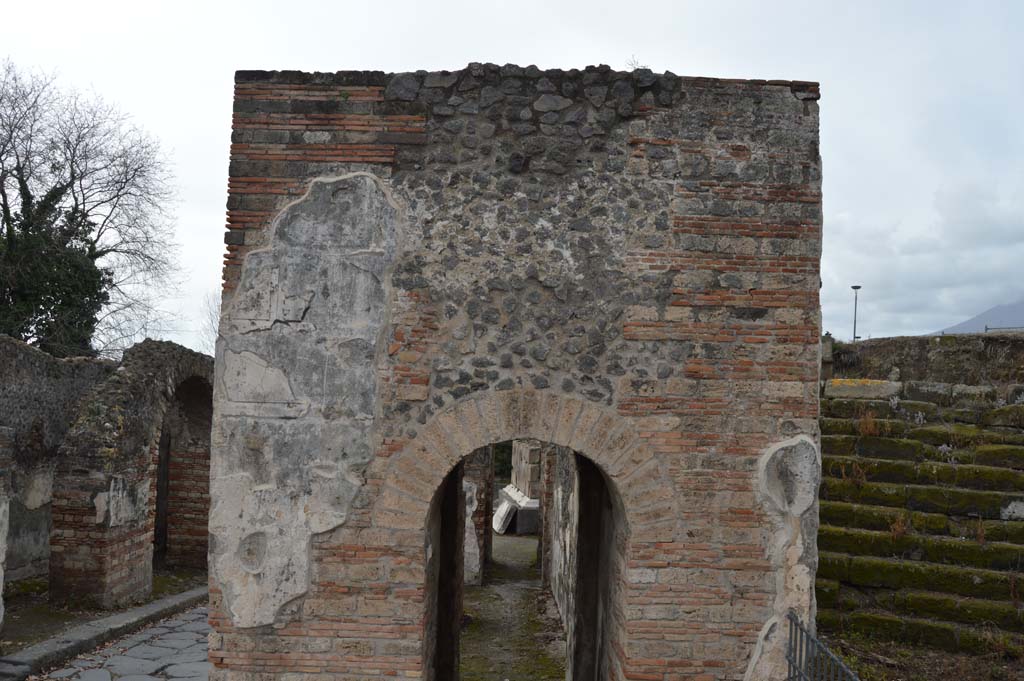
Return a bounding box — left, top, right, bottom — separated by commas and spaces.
233, 63, 821, 99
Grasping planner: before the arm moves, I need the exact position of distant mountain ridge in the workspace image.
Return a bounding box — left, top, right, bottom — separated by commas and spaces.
939, 298, 1024, 334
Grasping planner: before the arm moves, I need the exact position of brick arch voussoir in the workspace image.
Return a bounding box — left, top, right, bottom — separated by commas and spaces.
135, 359, 215, 470
374, 389, 681, 539
56, 341, 213, 477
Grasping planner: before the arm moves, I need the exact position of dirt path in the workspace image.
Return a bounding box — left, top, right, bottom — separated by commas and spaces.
461, 533, 566, 680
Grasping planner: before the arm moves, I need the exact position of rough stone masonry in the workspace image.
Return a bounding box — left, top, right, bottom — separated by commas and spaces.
210, 63, 823, 680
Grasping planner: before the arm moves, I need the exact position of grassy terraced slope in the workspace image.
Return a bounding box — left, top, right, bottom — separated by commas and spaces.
817, 378, 1024, 657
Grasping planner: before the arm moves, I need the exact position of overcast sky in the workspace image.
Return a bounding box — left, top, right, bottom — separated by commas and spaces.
6, 0, 1022, 350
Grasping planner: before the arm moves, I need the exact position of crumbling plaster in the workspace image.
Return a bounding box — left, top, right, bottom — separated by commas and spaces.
745, 435, 821, 681
212, 172, 402, 624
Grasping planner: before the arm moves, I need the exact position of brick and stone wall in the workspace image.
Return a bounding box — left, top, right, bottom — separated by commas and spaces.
49, 340, 213, 607
0, 336, 113, 582
210, 63, 823, 681
149, 376, 213, 570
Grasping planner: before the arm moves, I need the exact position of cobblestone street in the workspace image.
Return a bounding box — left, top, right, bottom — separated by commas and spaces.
41, 607, 209, 681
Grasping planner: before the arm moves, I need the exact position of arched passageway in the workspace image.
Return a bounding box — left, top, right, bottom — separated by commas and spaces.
48, 340, 213, 607
426, 442, 626, 681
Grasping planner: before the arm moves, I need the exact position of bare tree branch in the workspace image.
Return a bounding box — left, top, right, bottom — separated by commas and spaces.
0, 60, 178, 357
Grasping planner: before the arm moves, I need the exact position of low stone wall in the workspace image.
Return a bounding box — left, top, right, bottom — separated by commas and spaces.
0, 336, 114, 583
817, 377, 1024, 655
832, 333, 1024, 385
0, 428, 11, 629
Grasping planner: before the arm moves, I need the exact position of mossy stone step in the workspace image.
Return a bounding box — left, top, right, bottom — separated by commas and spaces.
819, 500, 1024, 543
818, 525, 1024, 571
815, 578, 840, 609
818, 551, 1018, 600
823, 454, 1024, 492
909, 423, 1024, 448
817, 608, 1024, 657
886, 589, 1024, 633
822, 435, 938, 462
855, 436, 940, 462
820, 500, 950, 535
823, 398, 939, 421
985, 405, 1024, 428
818, 583, 1024, 632
823, 434, 1024, 470
821, 417, 909, 437
821, 477, 1024, 520
941, 406, 987, 425
974, 444, 1024, 471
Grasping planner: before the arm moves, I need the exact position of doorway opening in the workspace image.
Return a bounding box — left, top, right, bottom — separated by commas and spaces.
150, 376, 212, 572
424, 440, 627, 681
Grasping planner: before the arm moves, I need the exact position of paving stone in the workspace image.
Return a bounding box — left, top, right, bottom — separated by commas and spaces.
149, 637, 195, 649
158, 632, 203, 641
164, 662, 212, 677
103, 656, 162, 676
116, 676, 163, 681
160, 619, 190, 628
178, 622, 210, 633
124, 644, 178, 660
72, 659, 100, 669
77, 671, 112, 681
160, 650, 207, 665
49, 668, 78, 678
114, 635, 151, 649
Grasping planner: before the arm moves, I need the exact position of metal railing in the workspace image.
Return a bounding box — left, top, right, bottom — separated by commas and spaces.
786, 612, 860, 681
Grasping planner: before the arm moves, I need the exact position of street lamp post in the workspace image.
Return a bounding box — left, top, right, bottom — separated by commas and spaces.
851, 285, 862, 341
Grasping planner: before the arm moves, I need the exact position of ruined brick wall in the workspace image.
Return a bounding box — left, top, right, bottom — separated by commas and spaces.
541, 446, 579, 631
210, 63, 822, 681
0, 336, 114, 582
461, 445, 493, 584
49, 341, 213, 607
833, 334, 1024, 385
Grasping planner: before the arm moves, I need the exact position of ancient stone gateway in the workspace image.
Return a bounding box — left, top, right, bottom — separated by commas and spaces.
210, 64, 823, 680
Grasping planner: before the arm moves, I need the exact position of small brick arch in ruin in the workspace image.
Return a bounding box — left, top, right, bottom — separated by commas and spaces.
48, 341, 214, 607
